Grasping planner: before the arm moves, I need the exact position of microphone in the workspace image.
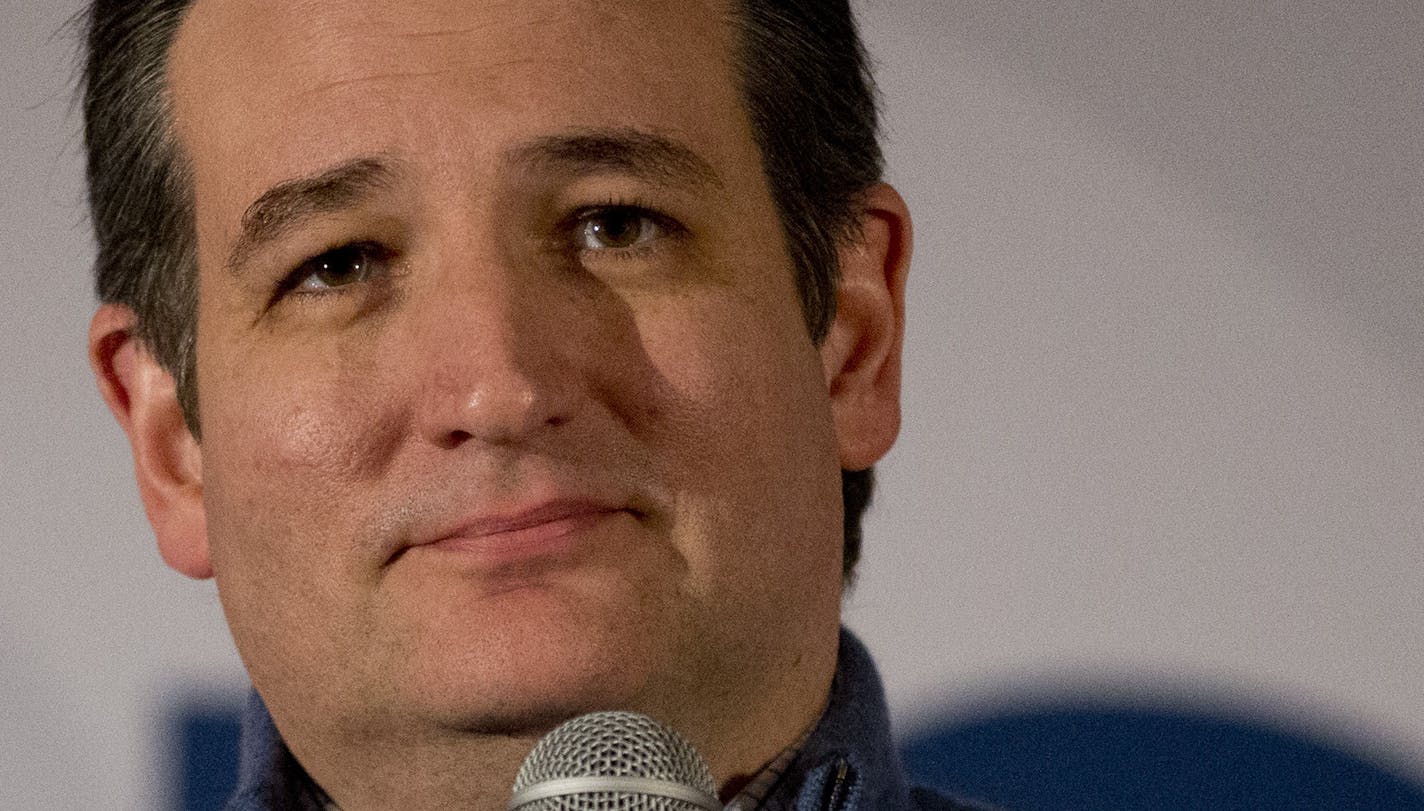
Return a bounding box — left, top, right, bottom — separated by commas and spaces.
507, 711, 723, 810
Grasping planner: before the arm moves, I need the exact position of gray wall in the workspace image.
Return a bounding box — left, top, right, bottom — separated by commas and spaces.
3, 1, 1421, 807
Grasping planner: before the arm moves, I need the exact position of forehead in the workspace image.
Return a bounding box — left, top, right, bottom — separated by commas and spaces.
167, 0, 748, 224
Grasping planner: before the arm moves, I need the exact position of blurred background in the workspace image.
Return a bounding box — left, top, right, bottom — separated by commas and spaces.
3, 1, 1421, 808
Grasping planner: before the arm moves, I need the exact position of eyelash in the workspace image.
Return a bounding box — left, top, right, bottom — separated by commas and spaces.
574, 196, 657, 219
560, 198, 684, 258
270, 241, 394, 306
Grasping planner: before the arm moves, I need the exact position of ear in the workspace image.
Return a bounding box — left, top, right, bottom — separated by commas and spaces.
819, 183, 912, 471
89, 304, 212, 579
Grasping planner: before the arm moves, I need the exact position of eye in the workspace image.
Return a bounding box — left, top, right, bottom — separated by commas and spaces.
572, 206, 666, 251
282, 242, 391, 297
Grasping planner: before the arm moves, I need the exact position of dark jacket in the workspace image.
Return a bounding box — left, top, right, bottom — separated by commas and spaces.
753, 631, 989, 811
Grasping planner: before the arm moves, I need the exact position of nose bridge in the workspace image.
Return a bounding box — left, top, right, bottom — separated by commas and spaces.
412, 243, 576, 447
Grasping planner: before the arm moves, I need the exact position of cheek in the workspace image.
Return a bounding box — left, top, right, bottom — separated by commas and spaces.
633, 294, 841, 566
645, 281, 829, 440
258, 391, 406, 483
198, 360, 409, 541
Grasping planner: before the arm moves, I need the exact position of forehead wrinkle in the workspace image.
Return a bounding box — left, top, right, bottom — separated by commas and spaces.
301, 69, 446, 98
287, 3, 541, 93
507, 129, 724, 191
297, 53, 549, 100
227, 156, 401, 275
397, 25, 483, 40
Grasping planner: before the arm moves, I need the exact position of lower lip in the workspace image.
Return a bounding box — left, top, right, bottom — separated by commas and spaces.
425, 509, 625, 563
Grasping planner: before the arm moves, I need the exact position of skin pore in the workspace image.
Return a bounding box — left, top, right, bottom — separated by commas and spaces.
88, 0, 910, 809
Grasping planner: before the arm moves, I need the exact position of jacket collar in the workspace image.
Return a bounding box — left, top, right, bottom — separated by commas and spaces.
227, 691, 328, 811
759, 629, 914, 811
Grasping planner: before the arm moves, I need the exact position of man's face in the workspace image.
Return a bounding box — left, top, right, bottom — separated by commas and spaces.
166, 0, 849, 747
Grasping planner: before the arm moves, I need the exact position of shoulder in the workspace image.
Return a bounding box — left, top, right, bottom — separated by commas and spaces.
909, 786, 1003, 811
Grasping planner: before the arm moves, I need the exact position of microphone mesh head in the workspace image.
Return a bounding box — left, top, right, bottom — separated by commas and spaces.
511, 711, 717, 810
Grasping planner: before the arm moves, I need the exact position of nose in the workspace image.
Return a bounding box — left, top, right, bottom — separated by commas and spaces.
411, 262, 582, 451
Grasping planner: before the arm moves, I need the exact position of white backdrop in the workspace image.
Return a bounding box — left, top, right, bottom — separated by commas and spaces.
3, 1, 1421, 808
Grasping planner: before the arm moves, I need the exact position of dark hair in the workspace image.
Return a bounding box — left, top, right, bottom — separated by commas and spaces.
83, 0, 198, 421
81, 0, 884, 577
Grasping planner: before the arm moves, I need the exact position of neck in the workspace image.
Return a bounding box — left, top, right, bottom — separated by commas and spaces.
256, 614, 842, 811
333, 738, 531, 811
271, 646, 836, 811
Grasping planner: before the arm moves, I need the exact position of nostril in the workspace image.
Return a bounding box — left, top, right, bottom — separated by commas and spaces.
443, 429, 474, 449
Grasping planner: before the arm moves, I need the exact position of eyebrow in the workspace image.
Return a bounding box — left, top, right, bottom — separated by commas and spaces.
227, 156, 397, 274
223, 130, 719, 274
507, 129, 722, 191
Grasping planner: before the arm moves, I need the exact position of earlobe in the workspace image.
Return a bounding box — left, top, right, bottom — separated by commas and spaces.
89, 304, 212, 579
820, 183, 912, 471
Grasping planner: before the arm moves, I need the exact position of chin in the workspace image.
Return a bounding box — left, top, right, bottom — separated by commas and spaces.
397, 581, 678, 736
